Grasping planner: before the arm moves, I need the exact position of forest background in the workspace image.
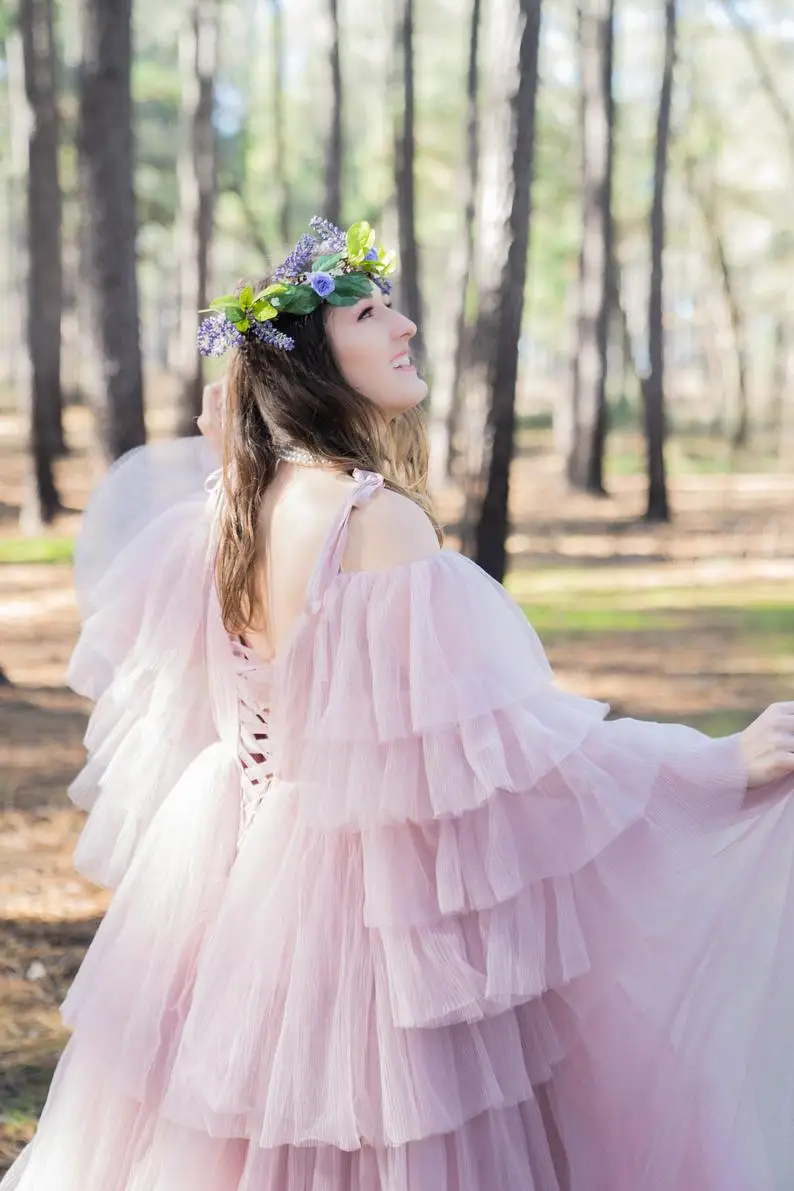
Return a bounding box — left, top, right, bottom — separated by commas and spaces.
1, 0, 794, 1164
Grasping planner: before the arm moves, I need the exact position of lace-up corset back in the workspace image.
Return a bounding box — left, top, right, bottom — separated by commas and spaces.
228, 468, 384, 843
230, 637, 275, 839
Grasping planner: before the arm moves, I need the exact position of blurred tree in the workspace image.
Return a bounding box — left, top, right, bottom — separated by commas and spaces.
14, 0, 64, 525
642, 0, 676, 522
718, 0, 794, 162
471, 0, 543, 581
270, 0, 290, 245
324, 0, 342, 225
77, 0, 145, 461
566, 0, 615, 495
683, 155, 749, 449
174, 0, 219, 438
429, 0, 481, 487
393, 0, 424, 360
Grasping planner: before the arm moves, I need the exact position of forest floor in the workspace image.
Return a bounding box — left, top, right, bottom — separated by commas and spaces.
1, 403, 793, 1169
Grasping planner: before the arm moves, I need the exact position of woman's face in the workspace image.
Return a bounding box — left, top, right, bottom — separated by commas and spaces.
325, 285, 427, 417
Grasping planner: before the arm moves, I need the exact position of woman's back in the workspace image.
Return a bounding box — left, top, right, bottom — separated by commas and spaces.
246, 462, 440, 664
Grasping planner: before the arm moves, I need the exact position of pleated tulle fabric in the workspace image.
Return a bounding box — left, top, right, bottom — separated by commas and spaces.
4, 438, 794, 1191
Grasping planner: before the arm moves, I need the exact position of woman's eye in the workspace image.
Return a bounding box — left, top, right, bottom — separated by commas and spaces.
357, 305, 374, 322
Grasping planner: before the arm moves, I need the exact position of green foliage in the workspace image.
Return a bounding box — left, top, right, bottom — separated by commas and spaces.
0, 538, 75, 565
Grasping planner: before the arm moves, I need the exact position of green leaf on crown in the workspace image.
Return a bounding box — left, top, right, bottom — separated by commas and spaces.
223, 304, 245, 323
236, 318, 250, 332
346, 221, 376, 265
210, 294, 239, 310
313, 252, 344, 273
276, 286, 322, 315
238, 285, 255, 308
324, 291, 360, 307
333, 272, 373, 299
252, 299, 279, 320
256, 283, 290, 301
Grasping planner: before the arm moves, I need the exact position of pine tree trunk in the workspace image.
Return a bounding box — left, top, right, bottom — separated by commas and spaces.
270, 0, 290, 246
77, 0, 145, 462
429, 0, 481, 487
684, 155, 750, 452
393, 0, 424, 362
643, 0, 676, 523
472, 0, 543, 582
713, 232, 749, 449
12, 0, 64, 526
770, 316, 788, 441
567, 0, 614, 496
324, 0, 343, 226
174, 0, 219, 439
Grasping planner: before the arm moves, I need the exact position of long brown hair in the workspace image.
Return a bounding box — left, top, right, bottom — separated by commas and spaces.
215, 286, 441, 636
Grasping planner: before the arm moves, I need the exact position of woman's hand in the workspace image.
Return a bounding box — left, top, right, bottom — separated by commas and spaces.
740, 702, 794, 787
196, 379, 226, 455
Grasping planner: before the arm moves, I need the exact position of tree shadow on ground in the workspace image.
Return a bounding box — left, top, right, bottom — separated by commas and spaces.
0, 915, 102, 1173
0, 686, 87, 814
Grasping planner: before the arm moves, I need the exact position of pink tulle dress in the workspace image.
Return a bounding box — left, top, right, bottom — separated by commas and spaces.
3, 438, 794, 1191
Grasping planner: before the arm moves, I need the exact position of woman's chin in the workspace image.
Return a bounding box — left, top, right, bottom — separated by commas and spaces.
369, 374, 428, 418
396, 371, 428, 408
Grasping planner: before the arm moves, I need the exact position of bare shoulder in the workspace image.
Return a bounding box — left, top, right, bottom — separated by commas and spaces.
344, 485, 440, 572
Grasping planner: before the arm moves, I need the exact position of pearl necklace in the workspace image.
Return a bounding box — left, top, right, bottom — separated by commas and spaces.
277, 444, 322, 466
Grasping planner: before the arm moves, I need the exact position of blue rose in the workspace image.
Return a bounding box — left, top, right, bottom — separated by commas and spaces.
307, 271, 336, 298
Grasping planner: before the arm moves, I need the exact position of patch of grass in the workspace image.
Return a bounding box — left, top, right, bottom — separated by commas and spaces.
658, 709, 752, 737
0, 538, 74, 565
0, 1055, 61, 1169
519, 602, 685, 635
518, 598, 794, 653
607, 439, 782, 478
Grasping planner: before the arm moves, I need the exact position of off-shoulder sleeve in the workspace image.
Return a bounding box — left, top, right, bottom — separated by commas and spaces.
268, 551, 750, 1016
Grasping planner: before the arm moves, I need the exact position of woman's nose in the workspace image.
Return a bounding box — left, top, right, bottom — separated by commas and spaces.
393, 310, 417, 340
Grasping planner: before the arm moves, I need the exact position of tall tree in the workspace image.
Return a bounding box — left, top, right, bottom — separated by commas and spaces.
77, 0, 146, 461
718, 0, 794, 163
174, 0, 220, 439
13, 0, 64, 525
566, 0, 615, 495
470, 0, 544, 581
325, 0, 343, 226
393, 0, 424, 359
643, 0, 676, 522
429, 0, 481, 486
269, 0, 290, 246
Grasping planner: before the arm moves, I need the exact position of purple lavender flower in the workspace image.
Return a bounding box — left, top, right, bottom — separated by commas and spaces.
372, 275, 393, 296
273, 233, 317, 282
308, 215, 346, 253
307, 271, 335, 298
364, 248, 379, 262
197, 316, 244, 357
249, 320, 296, 351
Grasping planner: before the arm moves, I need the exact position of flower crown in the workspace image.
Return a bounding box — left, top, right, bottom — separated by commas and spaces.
197, 216, 396, 356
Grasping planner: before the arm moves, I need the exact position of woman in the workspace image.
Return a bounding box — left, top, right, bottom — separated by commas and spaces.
4, 216, 794, 1191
